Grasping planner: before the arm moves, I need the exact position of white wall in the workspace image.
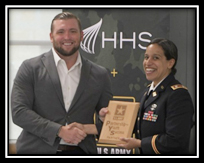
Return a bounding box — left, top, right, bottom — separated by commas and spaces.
9, 9, 62, 141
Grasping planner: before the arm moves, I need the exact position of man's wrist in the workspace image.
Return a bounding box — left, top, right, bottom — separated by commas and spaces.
56, 126, 62, 137
83, 124, 98, 135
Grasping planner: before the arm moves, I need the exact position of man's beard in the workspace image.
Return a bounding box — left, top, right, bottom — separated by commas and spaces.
53, 40, 80, 57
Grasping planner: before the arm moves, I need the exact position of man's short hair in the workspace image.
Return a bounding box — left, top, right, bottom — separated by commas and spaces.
51, 12, 82, 32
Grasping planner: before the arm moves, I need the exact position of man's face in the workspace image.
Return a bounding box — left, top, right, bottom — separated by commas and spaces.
50, 18, 83, 57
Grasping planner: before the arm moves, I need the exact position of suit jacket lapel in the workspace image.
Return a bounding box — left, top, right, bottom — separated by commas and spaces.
144, 91, 159, 108
143, 73, 175, 108
41, 50, 65, 109
140, 90, 148, 110
139, 89, 159, 110
68, 56, 91, 113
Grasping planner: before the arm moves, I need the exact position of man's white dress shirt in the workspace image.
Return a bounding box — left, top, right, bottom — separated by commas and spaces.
52, 47, 82, 145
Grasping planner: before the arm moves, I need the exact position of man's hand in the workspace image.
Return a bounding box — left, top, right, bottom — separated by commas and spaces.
69, 122, 98, 135
99, 107, 109, 122
58, 122, 87, 145
67, 122, 85, 131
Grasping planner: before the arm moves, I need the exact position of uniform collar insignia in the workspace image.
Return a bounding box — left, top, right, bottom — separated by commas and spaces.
152, 91, 157, 97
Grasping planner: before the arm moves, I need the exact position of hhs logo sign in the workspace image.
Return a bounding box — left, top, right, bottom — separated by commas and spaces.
80, 19, 152, 54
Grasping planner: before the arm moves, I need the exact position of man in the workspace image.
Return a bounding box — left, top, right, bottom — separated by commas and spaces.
11, 12, 113, 154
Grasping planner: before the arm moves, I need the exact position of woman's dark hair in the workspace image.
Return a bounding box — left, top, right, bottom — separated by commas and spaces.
147, 38, 178, 75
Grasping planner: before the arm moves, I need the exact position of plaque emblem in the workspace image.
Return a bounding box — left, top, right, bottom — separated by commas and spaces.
113, 105, 127, 120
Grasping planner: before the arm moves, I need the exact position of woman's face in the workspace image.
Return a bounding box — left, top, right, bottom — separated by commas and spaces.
143, 43, 175, 86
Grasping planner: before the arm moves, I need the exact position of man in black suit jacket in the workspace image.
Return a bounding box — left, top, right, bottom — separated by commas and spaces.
11, 12, 112, 154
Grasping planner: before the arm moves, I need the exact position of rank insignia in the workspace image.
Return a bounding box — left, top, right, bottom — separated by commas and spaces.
143, 111, 158, 122
171, 84, 187, 90
153, 91, 157, 97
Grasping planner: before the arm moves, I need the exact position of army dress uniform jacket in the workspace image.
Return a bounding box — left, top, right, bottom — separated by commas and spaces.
135, 73, 194, 154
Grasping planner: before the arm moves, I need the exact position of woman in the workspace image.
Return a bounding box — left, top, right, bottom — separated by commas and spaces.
100, 38, 194, 154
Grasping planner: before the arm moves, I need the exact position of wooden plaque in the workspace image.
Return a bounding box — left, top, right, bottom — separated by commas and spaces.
98, 100, 140, 144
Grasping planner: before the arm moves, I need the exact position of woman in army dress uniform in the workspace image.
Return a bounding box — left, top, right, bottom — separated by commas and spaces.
113, 38, 194, 154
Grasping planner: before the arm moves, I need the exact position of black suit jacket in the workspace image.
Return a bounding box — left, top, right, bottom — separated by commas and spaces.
11, 50, 113, 154
135, 73, 194, 154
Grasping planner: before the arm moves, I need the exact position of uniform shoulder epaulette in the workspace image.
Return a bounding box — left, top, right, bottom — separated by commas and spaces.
171, 84, 188, 90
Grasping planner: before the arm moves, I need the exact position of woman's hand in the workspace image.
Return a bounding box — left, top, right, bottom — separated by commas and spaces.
116, 137, 141, 150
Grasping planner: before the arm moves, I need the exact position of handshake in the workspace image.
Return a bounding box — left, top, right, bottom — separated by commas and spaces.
57, 107, 108, 145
